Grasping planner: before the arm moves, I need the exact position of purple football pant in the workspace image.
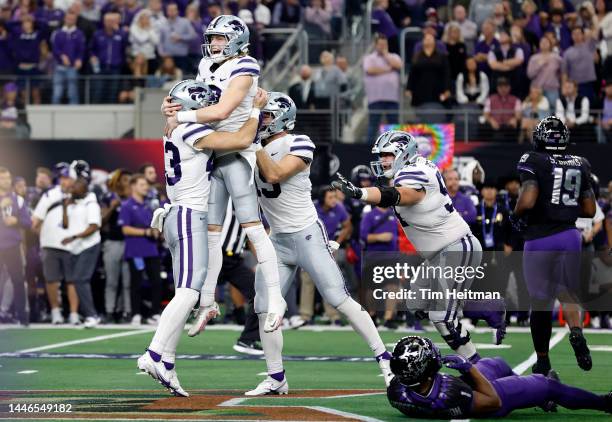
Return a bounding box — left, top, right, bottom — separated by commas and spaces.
523, 229, 582, 302
474, 357, 606, 417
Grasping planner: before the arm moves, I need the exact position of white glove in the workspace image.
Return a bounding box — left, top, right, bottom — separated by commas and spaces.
328, 240, 340, 251
150, 203, 173, 231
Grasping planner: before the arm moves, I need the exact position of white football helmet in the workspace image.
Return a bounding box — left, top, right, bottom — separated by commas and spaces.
370, 130, 419, 179
202, 15, 250, 63
260, 92, 296, 139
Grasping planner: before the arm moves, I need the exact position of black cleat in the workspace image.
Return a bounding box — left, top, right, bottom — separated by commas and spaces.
532, 358, 551, 375
603, 391, 611, 414
569, 330, 592, 371
539, 370, 560, 413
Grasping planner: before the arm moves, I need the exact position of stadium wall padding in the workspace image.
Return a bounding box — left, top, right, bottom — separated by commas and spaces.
1, 139, 611, 186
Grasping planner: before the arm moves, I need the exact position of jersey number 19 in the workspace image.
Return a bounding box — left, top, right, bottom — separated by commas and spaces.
551, 167, 581, 206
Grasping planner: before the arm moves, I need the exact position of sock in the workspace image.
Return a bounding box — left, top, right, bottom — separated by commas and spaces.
148, 288, 199, 355
337, 298, 387, 357
200, 231, 222, 307
258, 313, 284, 374
148, 349, 161, 362
244, 226, 282, 303
270, 370, 285, 382
530, 311, 553, 354
546, 377, 607, 411
163, 361, 175, 370
376, 351, 391, 362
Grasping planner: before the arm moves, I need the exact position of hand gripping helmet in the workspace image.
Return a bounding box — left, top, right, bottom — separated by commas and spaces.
532, 116, 569, 151
390, 336, 442, 387
370, 130, 419, 179
202, 15, 250, 63
168, 80, 220, 111
260, 92, 297, 139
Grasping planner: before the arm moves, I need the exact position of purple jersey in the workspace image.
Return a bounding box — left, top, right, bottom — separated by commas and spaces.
315, 201, 349, 241
360, 207, 398, 251
387, 373, 473, 419
117, 197, 158, 258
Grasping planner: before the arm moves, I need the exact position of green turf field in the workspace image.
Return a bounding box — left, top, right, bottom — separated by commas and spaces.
0, 325, 610, 421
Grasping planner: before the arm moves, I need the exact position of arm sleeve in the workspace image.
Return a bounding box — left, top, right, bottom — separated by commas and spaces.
288, 136, 315, 161
181, 123, 215, 149
517, 152, 538, 183
86, 197, 102, 226
229, 58, 260, 81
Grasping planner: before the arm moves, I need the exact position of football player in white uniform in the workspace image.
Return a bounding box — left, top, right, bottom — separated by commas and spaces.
245, 93, 393, 396
162, 15, 286, 334
137, 80, 269, 397
333, 131, 504, 363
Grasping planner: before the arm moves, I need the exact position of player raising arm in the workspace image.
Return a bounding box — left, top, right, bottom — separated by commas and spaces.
244, 93, 394, 396
333, 131, 506, 361
387, 336, 611, 418
137, 80, 268, 398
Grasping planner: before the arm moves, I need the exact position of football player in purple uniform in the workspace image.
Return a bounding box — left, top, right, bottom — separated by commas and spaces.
387, 336, 611, 418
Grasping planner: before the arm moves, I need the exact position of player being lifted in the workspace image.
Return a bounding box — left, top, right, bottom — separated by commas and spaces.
386, 336, 611, 418
245, 92, 393, 396
512, 116, 597, 374
333, 131, 505, 362
138, 80, 269, 397
162, 15, 286, 333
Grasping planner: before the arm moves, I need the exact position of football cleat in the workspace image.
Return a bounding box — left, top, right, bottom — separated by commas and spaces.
188, 302, 220, 337
233, 340, 264, 356
539, 369, 560, 413
156, 366, 189, 397
137, 351, 159, 382
378, 357, 394, 387
245, 376, 289, 396
603, 391, 611, 413
263, 297, 287, 333
569, 330, 592, 371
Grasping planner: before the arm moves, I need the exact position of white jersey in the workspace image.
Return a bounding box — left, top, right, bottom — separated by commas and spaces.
393, 157, 470, 258
256, 134, 318, 234
164, 122, 214, 212
196, 55, 259, 158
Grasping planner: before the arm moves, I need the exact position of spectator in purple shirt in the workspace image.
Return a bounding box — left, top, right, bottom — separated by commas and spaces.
474, 19, 500, 76
11, 15, 45, 104
371, 0, 398, 53
316, 185, 352, 244
359, 206, 397, 252
51, 11, 85, 104
89, 12, 128, 103
0, 167, 31, 325
0, 21, 14, 75
124, 0, 142, 28
443, 168, 477, 224
35, 0, 65, 39
546, 8, 572, 53
117, 174, 162, 325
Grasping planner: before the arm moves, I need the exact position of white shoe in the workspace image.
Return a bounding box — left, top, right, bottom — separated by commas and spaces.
83, 316, 100, 329
146, 314, 161, 325
156, 366, 189, 397
51, 309, 64, 325
69, 312, 81, 326
288, 315, 306, 329
131, 314, 142, 326
378, 357, 394, 387
188, 302, 220, 337
264, 297, 287, 333
137, 351, 159, 381
245, 375, 289, 396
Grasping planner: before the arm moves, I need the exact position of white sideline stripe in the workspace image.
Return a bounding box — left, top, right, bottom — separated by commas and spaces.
17, 370, 38, 374
590, 345, 612, 352
512, 330, 567, 375
16, 329, 154, 353
305, 406, 385, 422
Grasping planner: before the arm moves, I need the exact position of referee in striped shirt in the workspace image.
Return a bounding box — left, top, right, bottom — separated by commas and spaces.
218, 198, 262, 355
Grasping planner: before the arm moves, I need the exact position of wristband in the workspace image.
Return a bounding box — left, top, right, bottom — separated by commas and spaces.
250, 108, 260, 119
177, 110, 198, 123
360, 188, 369, 201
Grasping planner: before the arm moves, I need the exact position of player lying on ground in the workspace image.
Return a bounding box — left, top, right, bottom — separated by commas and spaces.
162, 15, 286, 333
137, 80, 269, 397
387, 336, 611, 418
244, 92, 393, 396
512, 116, 597, 374
332, 131, 506, 361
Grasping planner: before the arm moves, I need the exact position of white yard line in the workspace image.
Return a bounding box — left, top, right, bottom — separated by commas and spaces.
16, 328, 154, 353
512, 330, 567, 375
305, 406, 385, 422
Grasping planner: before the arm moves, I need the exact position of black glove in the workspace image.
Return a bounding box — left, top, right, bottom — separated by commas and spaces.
509, 213, 527, 232
331, 172, 363, 199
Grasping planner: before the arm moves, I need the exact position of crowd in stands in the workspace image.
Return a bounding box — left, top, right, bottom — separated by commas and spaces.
0, 158, 611, 336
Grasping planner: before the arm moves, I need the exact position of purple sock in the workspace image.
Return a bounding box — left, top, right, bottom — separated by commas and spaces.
148, 349, 161, 362
163, 361, 174, 370
376, 351, 391, 362
270, 370, 285, 382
